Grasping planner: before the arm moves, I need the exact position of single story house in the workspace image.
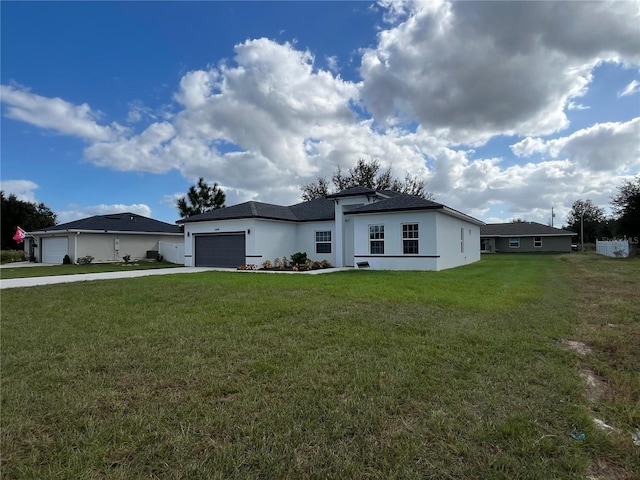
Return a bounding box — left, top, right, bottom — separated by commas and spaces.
177, 187, 484, 271
26, 213, 183, 264
480, 222, 575, 253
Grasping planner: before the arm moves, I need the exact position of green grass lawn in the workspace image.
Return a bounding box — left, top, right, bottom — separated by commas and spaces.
0, 261, 181, 280
1, 254, 638, 479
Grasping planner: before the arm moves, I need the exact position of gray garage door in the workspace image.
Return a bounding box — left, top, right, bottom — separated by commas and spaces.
43, 236, 69, 264
195, 233, 246, 267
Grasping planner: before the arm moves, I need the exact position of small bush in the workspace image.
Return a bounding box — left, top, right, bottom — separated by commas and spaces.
262, 260, 272, 269
290, 252, 308, 266
281, 256, 290, 268
122, 254, 131, 263
157, 254, 164, 262
77, 255, 94, 265
273, 258, 282, 269
62, 254, 72, 265
311, 261, 322, 270
320, 260, 333, 269
0, 250, 26, 264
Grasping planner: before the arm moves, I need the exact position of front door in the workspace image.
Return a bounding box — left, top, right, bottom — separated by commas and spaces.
343, 218, 354, 267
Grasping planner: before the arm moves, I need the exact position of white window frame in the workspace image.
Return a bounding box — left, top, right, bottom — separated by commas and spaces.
460, 227, 465, 253
315, 231, 332, 254
369, 224, 385, 255
509, 237, 520, 248
534, 236, 542, 248
402, 223, 419, 255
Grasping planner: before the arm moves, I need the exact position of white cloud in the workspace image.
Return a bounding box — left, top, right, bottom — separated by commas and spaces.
0, 179, 39, 203
618, 79, 640, 97
57, 203, 152, 224
510, 118, 640, 172
0, 85, 122, 141
360, 1, 640, 144
1, 2, 639, 226
568, 101, 590, 111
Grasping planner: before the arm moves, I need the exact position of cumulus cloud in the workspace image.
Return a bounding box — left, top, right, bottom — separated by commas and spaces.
360, 0, 640, 144
56, 203, 152, 224
510, 118, 640, 172
0, 84, 123, 141
1, 1, 639, 225
0, 179, 40, 203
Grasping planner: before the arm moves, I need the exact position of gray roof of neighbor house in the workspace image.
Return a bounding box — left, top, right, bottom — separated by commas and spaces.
31, 213, 182, 234
481, 222, 575, 237
177, 189, 484, 225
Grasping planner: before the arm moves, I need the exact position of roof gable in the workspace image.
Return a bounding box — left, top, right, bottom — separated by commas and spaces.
33, 213, 182, 234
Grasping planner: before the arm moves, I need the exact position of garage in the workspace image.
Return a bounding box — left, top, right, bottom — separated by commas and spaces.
42, 237, 69, 264
195, 232, 246, 267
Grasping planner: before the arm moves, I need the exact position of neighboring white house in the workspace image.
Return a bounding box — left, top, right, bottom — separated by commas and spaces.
177, 187, 484, 271
26, 213, 183, 264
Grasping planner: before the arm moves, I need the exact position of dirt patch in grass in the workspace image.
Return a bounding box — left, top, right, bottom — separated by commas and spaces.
559, 339, 593, 356
579, 368, 607, 402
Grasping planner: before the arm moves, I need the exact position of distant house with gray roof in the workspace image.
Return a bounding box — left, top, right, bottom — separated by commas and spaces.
177, 187, 484, 271
27, 213, 182, 264
480, 222, 575, 253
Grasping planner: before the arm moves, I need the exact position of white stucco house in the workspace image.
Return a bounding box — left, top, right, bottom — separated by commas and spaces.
26, 213, 183, 264
177, 187, 484, 271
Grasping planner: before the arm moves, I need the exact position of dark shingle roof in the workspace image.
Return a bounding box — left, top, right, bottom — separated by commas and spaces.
288, 197, 335, 221
33, 213, 182, 234
176, 198, 338, 224
326, 186, 377, 198
177, 188, 482, 225
176, 202, 299, 223
481, 222, 575, 237
346, 191, 443, 214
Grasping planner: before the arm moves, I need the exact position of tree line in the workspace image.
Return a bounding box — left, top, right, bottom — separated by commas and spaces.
565, 175, 639, 243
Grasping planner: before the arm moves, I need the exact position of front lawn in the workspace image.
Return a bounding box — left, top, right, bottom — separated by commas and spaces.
0, 261, 181, 280
1, 254, 638, 479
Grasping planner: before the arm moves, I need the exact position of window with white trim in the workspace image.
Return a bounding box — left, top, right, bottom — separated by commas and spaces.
402, 223, 419, 254
509, 237, 520, 248
534, 236, 542, 248
315, 231, 332, 254
460, 227, 464, 253
369, 225, 385, 254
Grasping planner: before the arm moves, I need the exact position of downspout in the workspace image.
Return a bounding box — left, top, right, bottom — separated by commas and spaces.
74, 231, 81, 263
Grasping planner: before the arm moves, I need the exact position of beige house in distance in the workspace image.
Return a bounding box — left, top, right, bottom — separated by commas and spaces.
26, 213, 183, 264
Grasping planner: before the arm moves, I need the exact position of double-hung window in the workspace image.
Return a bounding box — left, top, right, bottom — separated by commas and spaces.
369, 225, 385, 254
509, 237, 520, 248
402, 223, 419, 254
534, 236, 542, 248
315, 231, 332, 254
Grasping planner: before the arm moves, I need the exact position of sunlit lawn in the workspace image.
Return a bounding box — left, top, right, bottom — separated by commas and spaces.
1, 254, 638, 479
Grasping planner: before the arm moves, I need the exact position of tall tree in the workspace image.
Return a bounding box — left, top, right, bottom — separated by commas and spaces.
566, 199, 606, 244
611, 175, 640, 239
301, 159, 434, 201
1, 191, 57, 250
177, 177, 226, 218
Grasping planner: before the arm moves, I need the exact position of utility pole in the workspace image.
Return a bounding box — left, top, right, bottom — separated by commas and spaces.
551, 207, 555, 227
580, 210, 585, 253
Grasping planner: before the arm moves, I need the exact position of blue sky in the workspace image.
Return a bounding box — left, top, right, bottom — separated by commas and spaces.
1, 1, 639, 227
